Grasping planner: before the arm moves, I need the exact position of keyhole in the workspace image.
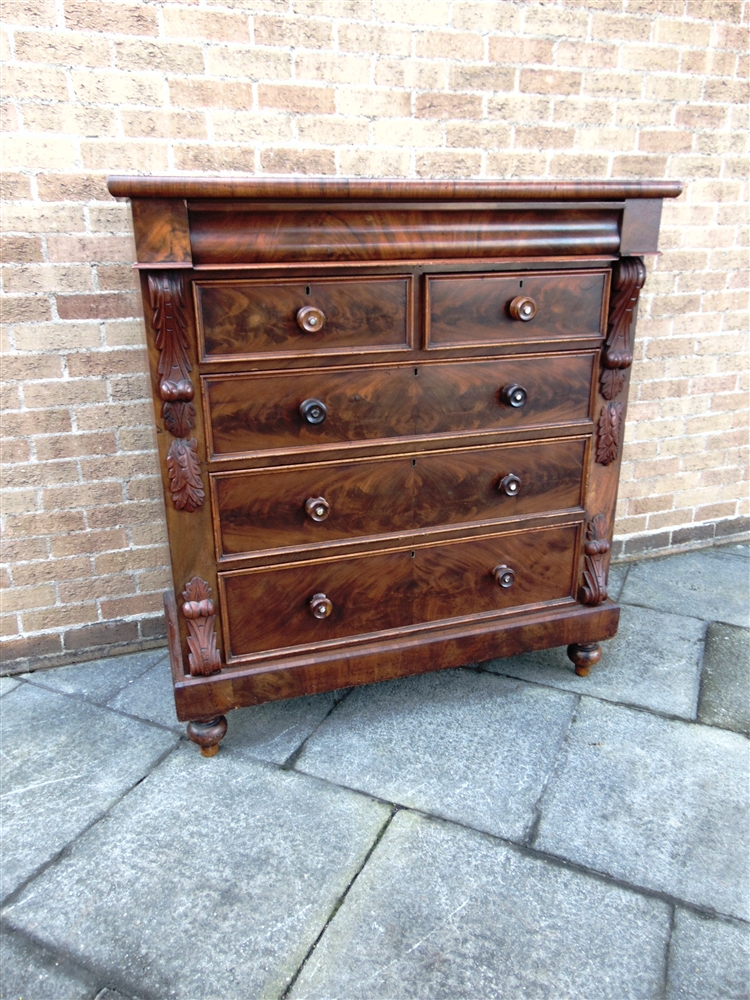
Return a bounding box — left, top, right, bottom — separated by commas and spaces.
305, 286, 311, 295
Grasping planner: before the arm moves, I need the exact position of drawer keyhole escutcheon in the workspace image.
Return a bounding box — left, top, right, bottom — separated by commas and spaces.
499, 473, 522, 496
297, 305, 325, 333
300, 398, 327, 424
501, 384, 528, 408
305, 497, 330, 522
493, 564, 516, 589
509, 296, 537, 322
310, 593, 333, 619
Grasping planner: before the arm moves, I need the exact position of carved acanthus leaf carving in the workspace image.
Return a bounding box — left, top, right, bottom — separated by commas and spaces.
148, 272, 191, 387
167, 437, 205, 512
181, 576, 221, 676
580, 514, 611, 606
600, 257, 646, 401
596, 402, 624, 466
163, 401, 196, 439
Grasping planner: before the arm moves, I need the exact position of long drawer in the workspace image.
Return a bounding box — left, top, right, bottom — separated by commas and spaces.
212, 437, 587, 558
219, 521, 580, 660
204, 352, 595, 458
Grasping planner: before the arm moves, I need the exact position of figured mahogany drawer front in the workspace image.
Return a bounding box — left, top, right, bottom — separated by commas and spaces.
427, 270, 607, 349
213, 437, 586, 558
196, 276, 411, 359
220, 522, 580, 658
205, 352, 595, 457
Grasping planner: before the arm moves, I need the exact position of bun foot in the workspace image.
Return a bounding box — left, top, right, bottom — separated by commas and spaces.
567, 642, 602, 677
186, 716, 227, 756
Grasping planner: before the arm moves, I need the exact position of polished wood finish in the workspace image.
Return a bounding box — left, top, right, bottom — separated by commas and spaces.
426, 269, 607, 349
211, 437, 587, 559
195, 275, 412, 359
204, 353, 595, 457
219, 522, 580, 662
112, 175, 679, 751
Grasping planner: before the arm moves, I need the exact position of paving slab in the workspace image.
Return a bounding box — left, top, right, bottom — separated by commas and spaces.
295, 668, 576, 840
290, 809, 671, 1000
698, 622, 750, 736
482, 604, 705, 718
619, 548, 750, 627
666, 909, 750, 999
20, 649, 168, 706
0, 925, 100, 1000
0, 677, 21, 698
535, 697, 750, 919
0, 683, 178, 901
2, 746, 390, 1000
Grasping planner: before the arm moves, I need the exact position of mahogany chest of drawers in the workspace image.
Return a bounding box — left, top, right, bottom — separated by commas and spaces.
109, 176, 681, 755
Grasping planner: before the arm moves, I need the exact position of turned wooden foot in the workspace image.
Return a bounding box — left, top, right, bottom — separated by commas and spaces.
567, 642, 602, 677
186, 716, 228, 756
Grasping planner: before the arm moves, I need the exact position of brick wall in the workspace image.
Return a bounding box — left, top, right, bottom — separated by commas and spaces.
1, 0, 748, 671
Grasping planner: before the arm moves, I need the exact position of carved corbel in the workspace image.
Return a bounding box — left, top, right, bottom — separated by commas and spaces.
600, 257, 646, 401
580, 514, 611, 606
595, 401, 624, 466
181, 576, 222, 675
148, 272, 205, 511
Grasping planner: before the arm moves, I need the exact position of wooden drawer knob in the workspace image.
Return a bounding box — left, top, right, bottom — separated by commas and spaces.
310, 592, 333, 618
493, 564, 516, 589
305, 496, 330, 522
501, 384, 528, 408
509, 296, 537, 322
297, 305, 325, 333
498, 473, 521, 496
299, 398, 327, 424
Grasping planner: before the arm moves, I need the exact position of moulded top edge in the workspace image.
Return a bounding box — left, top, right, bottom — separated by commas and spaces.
107, 175, 684, 202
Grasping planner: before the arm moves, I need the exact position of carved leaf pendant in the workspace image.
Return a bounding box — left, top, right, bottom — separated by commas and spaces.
596, 402, 624, 466
166, 437, 205, 511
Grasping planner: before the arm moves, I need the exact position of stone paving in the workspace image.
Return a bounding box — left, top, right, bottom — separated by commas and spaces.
1, 545, 748, 1000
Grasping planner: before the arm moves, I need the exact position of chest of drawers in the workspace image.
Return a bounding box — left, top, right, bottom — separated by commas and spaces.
109, 177, 681, 756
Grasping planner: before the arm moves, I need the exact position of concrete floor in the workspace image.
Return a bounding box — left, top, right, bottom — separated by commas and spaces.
1, 544, 748, 1000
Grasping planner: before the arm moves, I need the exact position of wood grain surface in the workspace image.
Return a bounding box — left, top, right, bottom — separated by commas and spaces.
220, 521, 580, 659
427, 269, 607, 348
204, 352, 595, 457
212, 437, 587, 557
196, 275, 411, 358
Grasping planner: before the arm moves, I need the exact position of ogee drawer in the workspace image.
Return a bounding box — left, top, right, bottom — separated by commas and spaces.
212, 437, 587, 558
196, 275, 412, 359
426, 269, 608, 349
220, 521, 581, 660
204, 352, 596, 458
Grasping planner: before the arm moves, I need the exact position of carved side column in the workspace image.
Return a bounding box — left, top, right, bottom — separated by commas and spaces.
148, 272, 205, 511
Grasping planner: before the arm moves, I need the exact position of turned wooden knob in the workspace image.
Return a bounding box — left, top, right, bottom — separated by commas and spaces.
299, 398, 327, 424
493, 564, 516, 589
310, 592, 333, 619
509, 296, 537, 322
297, 305, 325, 333
499, 473, 521, 496
501, 384, 528, 408
305, 496, 330, 522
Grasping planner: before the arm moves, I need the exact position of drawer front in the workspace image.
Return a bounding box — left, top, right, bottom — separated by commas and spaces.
205, 353, 595, 457
427, 270, 607, 348
220, 522, 580, 658
213, 438, 587, 557
196, 276, 412, 359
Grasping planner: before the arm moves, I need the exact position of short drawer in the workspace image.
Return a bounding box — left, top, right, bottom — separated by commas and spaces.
204, 352, 595, 457
426, 269, 607, 349
219, 521, 581, 659
212, 437, 587, 558
196, 275, 412, 359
